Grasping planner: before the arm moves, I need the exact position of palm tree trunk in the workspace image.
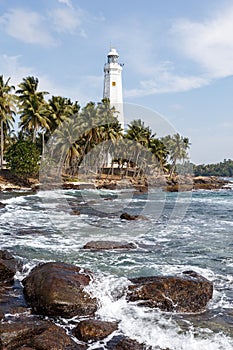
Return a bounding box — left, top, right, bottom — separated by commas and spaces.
42, 131, 45, 157
33, 128, 36, 143
0, 120, 4, 170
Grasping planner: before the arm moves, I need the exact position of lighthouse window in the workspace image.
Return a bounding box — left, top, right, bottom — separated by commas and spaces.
112, 81, 116, 86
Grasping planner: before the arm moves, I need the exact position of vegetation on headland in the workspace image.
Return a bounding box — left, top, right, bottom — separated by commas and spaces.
193, 159, 233, 177
0, 74, 191, 182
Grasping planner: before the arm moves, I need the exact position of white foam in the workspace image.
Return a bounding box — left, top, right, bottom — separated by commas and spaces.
86, 274, 233, 350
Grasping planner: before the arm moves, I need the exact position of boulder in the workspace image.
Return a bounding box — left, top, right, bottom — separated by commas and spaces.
0, 250, 22, 283
31, 322, 87, 350
73, 319, 118, 342
70, 210, 81, 216
0, 316, 86, 350
23, 262, 98, 318
127, 271, 213, 313
120, 212, 148, 221
83, 241, 137, 250
106, 336, 146, 350
0, 202, 6, 209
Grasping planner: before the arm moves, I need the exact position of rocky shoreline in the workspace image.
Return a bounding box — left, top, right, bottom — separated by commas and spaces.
0, 170, 230, 193
0, 248, 214, 350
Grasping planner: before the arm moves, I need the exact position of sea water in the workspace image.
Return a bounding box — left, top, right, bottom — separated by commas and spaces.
0, 181, 233, 349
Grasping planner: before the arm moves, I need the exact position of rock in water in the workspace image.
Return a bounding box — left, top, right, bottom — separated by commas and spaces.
73, 319, 118, 342
23, 262, 98, 318
0, 316, 87, 350
83, 241, 137, 250
127, 271, 213, 313
106, 336, 146, 350
120, 212, 148, 221
0, 250, 22, 283
0, 202, 6, 209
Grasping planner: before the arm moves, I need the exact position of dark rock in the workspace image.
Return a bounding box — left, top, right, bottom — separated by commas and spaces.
83, 241, 137, 250
120, 212, 148, 221
193, 176, 228, 190
0, 280, 28, 320
73, 319, 118, 342
70, 210, 81, 216
31, 322, 83, 350
0, 316, 85, 350
0, 250, 22, 283
97, 182, 116, 190
127, 271, 213, 313
0, 202, 6, 209
106, 336, 145, 350
16, 229, 44, 236
62, 183, 81, 190
0, 316, 48, 350
23, 262, 98, 318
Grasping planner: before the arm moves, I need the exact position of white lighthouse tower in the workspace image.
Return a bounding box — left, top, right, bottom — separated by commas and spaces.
103, 48, 124, 129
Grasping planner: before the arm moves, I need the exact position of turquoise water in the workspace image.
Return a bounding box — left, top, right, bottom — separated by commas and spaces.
0, 182, 233, 349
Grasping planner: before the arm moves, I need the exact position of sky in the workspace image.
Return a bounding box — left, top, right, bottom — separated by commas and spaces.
0, 0, 233, 164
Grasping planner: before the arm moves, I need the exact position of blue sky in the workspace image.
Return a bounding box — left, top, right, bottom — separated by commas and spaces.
0, 0, 233, 164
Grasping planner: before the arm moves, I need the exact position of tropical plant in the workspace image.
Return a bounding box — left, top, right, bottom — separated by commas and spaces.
0, 75, 16, 169
16, 76, 50, 143
161, 133, 190, 175
5, 139, 40, 178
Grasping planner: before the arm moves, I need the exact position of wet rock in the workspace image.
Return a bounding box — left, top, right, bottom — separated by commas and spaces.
0, 280, 28, 320
83, 241, 137, 250
70, 210, 81, 216
96, 182, 116, 190
0, 316, 85, 350
31, 322, 85, 350
0, 202, 6, 209
127, 271, 213, 313
23, 262, 98, 318
16, 229, 45, 236
0, 316, 48, 350
106, 336, 146, 350
0, 250, 22, 283
73, 319, 118, 342
120, 212, 148, 221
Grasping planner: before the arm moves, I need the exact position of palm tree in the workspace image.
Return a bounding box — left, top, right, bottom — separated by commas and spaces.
149, 137, 168, 174
125, 119, 152, 147
16, 76, 50, 144
161, 133, 190, 175
0, 75, 16, 169
47, 96, 80, 133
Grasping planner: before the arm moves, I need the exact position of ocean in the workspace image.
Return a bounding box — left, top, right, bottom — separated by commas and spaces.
0, 181, 233, 350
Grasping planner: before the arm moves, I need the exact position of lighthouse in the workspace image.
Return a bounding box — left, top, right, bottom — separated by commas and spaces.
103, 48, 124, 129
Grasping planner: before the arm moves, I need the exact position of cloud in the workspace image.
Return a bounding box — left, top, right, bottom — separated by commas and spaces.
0, 53, 101, 106
0, 8, 56, 46
125, 65, 210, 98
171, 5, 233, 78
49, 7, 86, 36
104, 18, 211, 97
0, 54, 34, 87
57, 0, 73, 8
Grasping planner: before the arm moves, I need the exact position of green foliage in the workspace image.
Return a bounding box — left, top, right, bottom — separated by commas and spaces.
0, 73, 192, 177
194, 159, 233, 177
5, 140, 40, 178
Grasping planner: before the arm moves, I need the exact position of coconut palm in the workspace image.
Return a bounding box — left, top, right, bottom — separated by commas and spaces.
47, 96, 80, 133
0, 75, 16, 169
17, 76, 50, 143
125, 119, 152, 147
161, 133, 190, 175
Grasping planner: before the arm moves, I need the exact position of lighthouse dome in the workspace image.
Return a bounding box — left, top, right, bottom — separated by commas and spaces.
107, 48, 119, 57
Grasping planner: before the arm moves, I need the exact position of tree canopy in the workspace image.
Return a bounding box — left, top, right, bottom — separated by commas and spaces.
0, 74, 192, 179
